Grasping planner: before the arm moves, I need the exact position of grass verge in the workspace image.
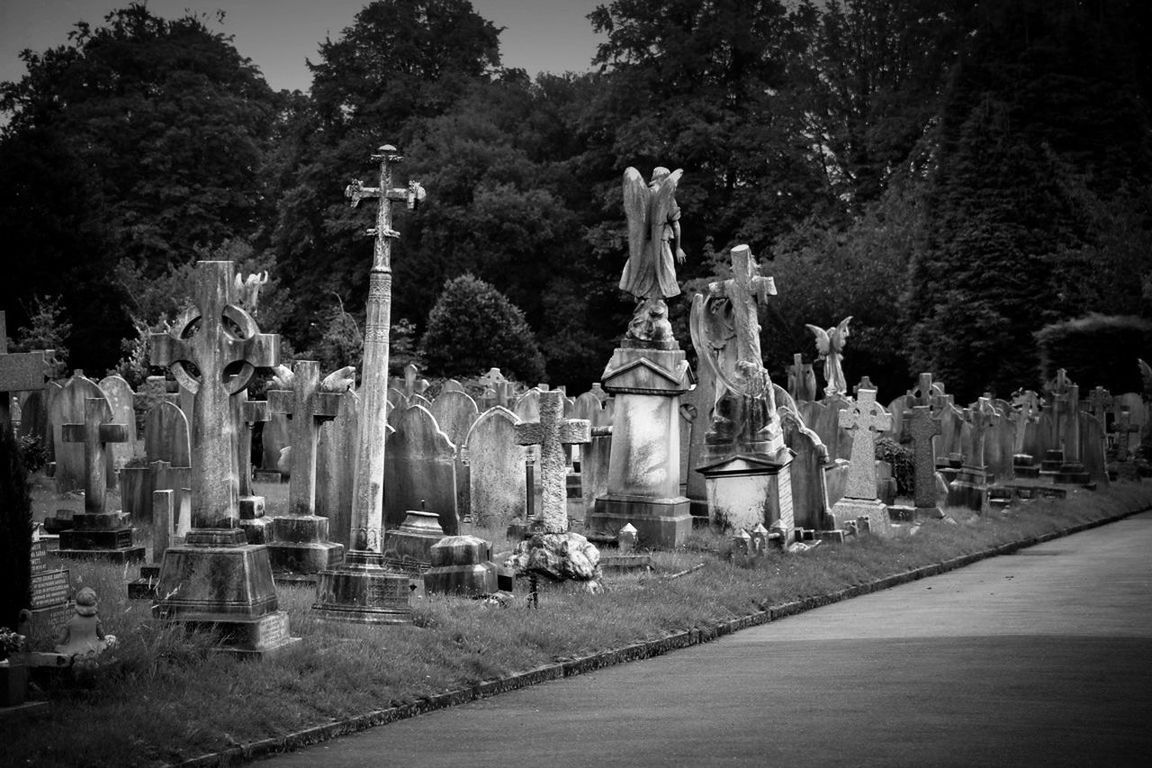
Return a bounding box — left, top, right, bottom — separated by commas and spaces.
4, 483, 1152, 768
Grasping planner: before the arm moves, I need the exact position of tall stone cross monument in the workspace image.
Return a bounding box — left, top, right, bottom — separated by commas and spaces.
830, 386, 892, 535
148, 260, 298, 656
312, 145, 424, 625
515, 389, 591, 534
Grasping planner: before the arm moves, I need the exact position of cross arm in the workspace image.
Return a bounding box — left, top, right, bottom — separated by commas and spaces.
515, 423, 544, 446
267, 389, 295, 416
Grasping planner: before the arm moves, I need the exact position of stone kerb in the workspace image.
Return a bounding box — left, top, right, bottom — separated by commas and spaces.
463, 406, 526, 529
383, 404, 460, 535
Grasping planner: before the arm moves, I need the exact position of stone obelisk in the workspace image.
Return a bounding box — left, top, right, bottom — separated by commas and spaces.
313, 145, 425, 624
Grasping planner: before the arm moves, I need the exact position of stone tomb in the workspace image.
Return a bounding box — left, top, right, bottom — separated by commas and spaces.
56, 397, 146, 563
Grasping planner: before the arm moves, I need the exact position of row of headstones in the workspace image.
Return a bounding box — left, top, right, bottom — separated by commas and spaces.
17, 372, 191, 499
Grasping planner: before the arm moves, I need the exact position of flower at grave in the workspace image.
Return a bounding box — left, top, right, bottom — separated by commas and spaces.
0, 626, 26, 659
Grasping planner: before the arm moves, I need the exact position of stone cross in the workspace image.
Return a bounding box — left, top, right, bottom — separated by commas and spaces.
853, 376, 876, 398
345, 146, 423, 552
1050, 368, 1072, 396
150, 260, 278, 529
1011, 390, 1041, 454
514, 389, 591, 533
909, 372, 936, 408
269, 361, 344, 517
0, 310, 53, 425
838, 387, 891, 499
708, 244, 776, 366
62, 397, 128, 515
905, 405, 942, 510
1087, 386, 1112, 428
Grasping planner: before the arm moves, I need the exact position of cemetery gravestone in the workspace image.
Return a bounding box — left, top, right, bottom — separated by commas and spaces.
430, 390, 480, 519
829, 387, 892, 534
0, 310, 53, 427
27, 539, 70, 642
149, 260, 298, 656
780, 408, 834, 531
316, 389, 360, 549
464, 406, 526, 529
50, 372, 111, 493
384, 405, 460, 535
905, 405, 943, 518
98, 375, 141, 469
515, 390, 591, 534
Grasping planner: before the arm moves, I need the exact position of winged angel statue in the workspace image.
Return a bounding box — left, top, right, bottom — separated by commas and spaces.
619, 167, 686, 342
806, 317, 853, 398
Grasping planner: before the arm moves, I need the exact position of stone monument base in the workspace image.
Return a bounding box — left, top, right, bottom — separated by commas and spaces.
151, 528, 300, 657
829, 496, 891, 536
587, 494, 692, 549
312, 551, 413, 625
267, 515, 345, 574
423, 536, 497, 597
946, 466, 990, 512
57, 512, 146, 563
382, 510, 446, 574
698, 451, 794, 544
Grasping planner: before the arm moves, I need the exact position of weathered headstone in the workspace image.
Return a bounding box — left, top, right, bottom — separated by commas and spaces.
27, 538, 70, 642
149, 260, 299, 656
430, 389, 480, 519
266, 361, 348, 574
0, 310, 53, 426
144, 400, 191, 468
829, 387, 892, 534
572, 390, 613, 519
515, 390, 591, 533
780, 407, 833, 531
98, 375, 141, 469
464, 406, 526, 528
906, 405, 943, 518
786, 353, 817, 403
49, 371, 110, 492
57, 397, 145, 562
441, 378, 465, 394
384, 404, 459, 535
316, 389, 360, 549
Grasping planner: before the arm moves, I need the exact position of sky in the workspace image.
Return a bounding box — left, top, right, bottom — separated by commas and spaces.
0, 0, 606, 93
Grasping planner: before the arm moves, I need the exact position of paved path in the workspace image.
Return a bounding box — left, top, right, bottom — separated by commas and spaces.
258, 513, 1152, 768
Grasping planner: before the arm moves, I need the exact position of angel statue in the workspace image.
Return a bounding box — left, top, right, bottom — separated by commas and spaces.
806, 316, 853, 398
619, 166, 686, 342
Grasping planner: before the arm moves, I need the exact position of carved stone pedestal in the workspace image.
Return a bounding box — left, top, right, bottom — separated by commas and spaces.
588, 342, 693, 548
382, 510, 445, 574
267, 514, 345, 575
152, 528, 299, 657
237, 495, 271, 544
312, 550, 412, 625
57, 512, 145, 563
423, 535, 497, 597
945, 466, 991, 513
698, 450, 795, 540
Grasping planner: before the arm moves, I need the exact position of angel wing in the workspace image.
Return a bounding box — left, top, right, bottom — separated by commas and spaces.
831, 316, 853, 351
1139, 358, 1152, 396
691, 292, 745, 397
649, 168, 683, 245
321, 365, 356, 393
271, 364, 294, 390
620, 168, 650, 290
806, 324, 831, 357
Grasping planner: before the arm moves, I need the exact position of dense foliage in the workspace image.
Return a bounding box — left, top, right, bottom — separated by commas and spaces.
0, 423, 33, 631
2, 0, 1150, 398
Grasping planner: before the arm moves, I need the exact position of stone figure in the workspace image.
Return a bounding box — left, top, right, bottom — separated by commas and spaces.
806, 316, 853, 398
233, 271, 269, 316
620, 166, 686, 342
55, 587, 117, 659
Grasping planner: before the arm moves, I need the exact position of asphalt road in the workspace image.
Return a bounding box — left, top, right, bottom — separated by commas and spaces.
257, 512, 1152, 768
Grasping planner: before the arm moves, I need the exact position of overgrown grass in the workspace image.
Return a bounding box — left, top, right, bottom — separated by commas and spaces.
5, 483, 1151, 768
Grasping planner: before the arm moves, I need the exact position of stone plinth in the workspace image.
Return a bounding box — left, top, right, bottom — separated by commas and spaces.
151, 528, 299, 657
698, 450, 795, 543
946, 466, 990, 512
423, 535, 497, 596
382, 510, 446, 573
267, 515, 344, 575
312, 551, 412, 624
588, 343, 692, 548
57, 512, 145, 563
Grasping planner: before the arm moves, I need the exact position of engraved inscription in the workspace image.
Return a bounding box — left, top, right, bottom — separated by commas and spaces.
31, 568, 71, 609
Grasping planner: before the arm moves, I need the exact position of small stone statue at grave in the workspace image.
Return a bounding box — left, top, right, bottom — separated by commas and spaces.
55, 587, 116, 659
233, 271, 269, 315
619, 166, 686, 343
806, 317, 853, 398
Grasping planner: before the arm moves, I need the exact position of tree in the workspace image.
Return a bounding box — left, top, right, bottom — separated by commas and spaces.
419, 274, 546, 383
0, 3, 281, 370
0, 424, 33, 632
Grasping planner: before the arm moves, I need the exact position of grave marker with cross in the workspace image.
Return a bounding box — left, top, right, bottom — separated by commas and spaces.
838, 387, 891, 500
150, 261, 278, 529
906, 405, 942, 512
237, 392, 269, 499
1087, 386, 1112, 429
269, 361, 345, 517
62, 397, 128, 515
708, 244, 776, 370
0, 310, 53, 425
345, 146, 424, 553
970, 397, 997, 468
515, 389, 591, 534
